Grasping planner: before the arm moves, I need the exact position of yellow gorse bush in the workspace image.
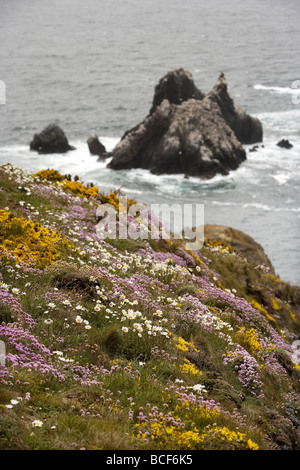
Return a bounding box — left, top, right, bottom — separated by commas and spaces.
179, 358, 202, 376
174, 335, 200, 353
34, 169, 99, 199
99, 192, 136, 211
0, 210, 76, 268
197, 426, 259, 450
251, 300, 276, 323
34, 169, 63, 182
60, 180, 99, 199
237, 327, 262, 353
138, 421, 258, 450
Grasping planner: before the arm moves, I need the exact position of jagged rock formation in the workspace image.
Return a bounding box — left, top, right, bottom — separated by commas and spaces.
30, 123, 75, 154
149, 67, 205, 113
207, 73, 263, 145
108, 68, 263, 179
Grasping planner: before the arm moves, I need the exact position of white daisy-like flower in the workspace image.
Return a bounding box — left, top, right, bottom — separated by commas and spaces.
122, 327, 129, 333
32, 419, 43, 427
75, 315, 83, 323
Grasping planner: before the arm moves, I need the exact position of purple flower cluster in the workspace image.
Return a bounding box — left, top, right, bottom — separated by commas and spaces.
223, 344, 264, 398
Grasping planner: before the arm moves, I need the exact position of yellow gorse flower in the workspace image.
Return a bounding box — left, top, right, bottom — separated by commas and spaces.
0, 210, 76, 268
34, 169, 99, 199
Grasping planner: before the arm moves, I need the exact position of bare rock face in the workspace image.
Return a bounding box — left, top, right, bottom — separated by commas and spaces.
108, 69, 263, 179
150, 67, 205, 113
207, 73, 263, 145
87, 134, 107, 157
30, 124, 75, 154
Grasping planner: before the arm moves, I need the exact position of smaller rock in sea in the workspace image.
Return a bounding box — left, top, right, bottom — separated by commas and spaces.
277, 139, 293, 149
87, 135, 107, 157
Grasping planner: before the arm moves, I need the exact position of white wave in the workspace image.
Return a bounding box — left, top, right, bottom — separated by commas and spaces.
254, 84, 300, 96
272, 172, 291, 185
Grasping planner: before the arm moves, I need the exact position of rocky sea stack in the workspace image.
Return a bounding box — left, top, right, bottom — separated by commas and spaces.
30, 123, 76, 154
108, 69, 263, 179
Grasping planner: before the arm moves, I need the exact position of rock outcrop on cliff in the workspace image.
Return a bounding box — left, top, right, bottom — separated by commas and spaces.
108, 69, 263, 179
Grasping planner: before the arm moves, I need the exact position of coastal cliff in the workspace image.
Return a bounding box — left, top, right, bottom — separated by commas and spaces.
0, 164, 299, 450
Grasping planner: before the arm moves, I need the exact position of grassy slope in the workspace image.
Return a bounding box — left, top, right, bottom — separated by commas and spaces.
0, 164, 299, 451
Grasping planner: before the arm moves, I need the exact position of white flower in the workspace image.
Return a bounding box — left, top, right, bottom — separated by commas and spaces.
190, 384, 207, 394
122, 327, 129, 333
75, 315, 83, 323
47, 302, 56, 308
44, 319, 53, 325
12, 288, 20, 294
5, 404, 13, 409
32, 420, 43, 427
10, 399, 19, 405
0, 282, 9, 291
85, 325, 92, 330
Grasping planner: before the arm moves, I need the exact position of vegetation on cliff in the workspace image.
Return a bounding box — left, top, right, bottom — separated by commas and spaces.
0, 163, 299, 450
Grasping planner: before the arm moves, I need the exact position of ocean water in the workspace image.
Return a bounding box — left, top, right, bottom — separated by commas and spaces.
0, 0, 299, 285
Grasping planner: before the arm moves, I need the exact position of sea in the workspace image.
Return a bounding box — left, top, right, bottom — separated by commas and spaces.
0, 0, 299, 285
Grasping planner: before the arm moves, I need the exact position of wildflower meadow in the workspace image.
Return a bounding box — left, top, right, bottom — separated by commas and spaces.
0, 164, 299, 451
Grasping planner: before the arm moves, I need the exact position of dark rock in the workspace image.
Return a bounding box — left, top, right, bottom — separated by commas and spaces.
87, 134, 107, 157
108, 70, 263, 179
30, 123, 75, 154
277, 139, 293, 149
150, 67, 205, 113
249, 145, 259, 152
207, 73, 263, 144
109, 97, 246, 179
